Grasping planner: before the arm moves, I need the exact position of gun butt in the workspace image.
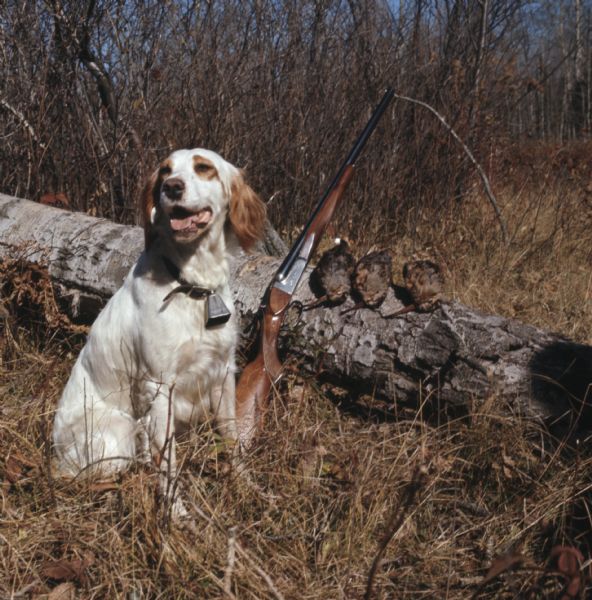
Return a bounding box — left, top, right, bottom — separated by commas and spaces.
236, 297, 286, 444
235, 355, 273, 446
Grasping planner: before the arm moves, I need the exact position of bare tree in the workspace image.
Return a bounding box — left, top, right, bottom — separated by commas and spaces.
0, 0, 590, 242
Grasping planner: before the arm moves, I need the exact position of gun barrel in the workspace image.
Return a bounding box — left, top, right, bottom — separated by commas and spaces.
275, 88, 394, 285
236, 89, 394, 441
344, 88, 395, 167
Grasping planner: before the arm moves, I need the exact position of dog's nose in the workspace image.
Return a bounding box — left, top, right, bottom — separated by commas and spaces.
162, 177, 185, 201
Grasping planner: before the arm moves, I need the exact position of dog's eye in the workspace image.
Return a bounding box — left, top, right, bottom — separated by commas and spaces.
159, 165, 172, 176
194, 162, 212, 174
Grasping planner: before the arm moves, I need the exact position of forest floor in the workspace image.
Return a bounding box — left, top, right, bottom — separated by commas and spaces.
1, 179, 591, 598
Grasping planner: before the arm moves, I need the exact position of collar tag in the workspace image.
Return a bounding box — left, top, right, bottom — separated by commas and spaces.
206, 293, 232, 327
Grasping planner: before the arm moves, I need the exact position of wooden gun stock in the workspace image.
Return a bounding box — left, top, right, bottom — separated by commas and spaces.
236, 89, 394, 444
235, 286, 289, 441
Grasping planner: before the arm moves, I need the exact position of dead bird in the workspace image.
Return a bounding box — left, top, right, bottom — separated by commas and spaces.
304, 239, 355, 310
342, 250, 392, 314
387, 259, 444, 317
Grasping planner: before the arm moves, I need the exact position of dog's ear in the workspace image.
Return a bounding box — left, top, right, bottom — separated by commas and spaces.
229, 172, 267, 251
140, 169, 160, 249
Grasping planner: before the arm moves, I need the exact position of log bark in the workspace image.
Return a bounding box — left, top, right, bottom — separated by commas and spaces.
1, 193, 591, 428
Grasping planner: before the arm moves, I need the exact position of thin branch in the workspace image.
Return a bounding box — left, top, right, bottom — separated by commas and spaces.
0, 98, 47, 151
49, 0, 145, 158
190, 501, 286, 600
224, 526, 238, 597
394, 93, 509, 244
364, 466, 427, 600
233, 543, 286, 600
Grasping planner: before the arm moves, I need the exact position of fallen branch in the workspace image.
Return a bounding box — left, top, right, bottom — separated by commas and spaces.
0, 193, 591, 428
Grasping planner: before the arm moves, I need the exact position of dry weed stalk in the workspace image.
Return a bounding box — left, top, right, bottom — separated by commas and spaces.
393, 93, 508, 244
364, 465, 428, 600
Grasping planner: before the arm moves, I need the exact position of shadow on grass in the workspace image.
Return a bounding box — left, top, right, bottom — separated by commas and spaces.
530, 340, 592, 430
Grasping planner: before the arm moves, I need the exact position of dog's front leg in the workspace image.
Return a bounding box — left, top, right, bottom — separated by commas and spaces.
210, 367, 239, 444
145, 384, 187, 520
211, 368, 250, 479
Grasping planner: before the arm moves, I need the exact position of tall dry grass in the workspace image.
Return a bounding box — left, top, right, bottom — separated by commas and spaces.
1, 345, 591, 598
0, 355, 592, 598
1, 170, 591, 598
352, 175, 591, 346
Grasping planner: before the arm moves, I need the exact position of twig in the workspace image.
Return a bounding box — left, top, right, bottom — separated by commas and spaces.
0, 98, 47, 151
190, 501, 286, 600
41, 385, 57, 509
394, 93, 509, 244
49, 0, 146, 159
234, 544, 286, 600
224, 526, 238, 597
364, 466, 428, 600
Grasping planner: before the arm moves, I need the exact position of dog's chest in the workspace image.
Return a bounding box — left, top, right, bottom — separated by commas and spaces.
143, 294, 235, 367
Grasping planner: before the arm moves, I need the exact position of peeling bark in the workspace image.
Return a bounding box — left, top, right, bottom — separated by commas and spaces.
1, 193, 590, 428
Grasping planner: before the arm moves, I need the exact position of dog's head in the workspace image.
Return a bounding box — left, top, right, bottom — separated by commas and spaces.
141, 148, 266, 251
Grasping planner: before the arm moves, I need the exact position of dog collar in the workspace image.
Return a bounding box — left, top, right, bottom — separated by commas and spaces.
161, 256, 232, 327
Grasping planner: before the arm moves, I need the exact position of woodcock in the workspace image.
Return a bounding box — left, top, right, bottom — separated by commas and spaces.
304, 239, 356, 310
387, 259, 444, 317
342, 250, 392, 314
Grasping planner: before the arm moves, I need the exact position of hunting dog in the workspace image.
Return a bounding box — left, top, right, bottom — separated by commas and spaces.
53, 149, 266, 497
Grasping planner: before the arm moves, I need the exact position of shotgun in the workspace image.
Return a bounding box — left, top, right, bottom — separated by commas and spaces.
236, 89, 394, 441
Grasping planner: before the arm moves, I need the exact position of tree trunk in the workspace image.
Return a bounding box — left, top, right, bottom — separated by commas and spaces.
1, 193, 590, 428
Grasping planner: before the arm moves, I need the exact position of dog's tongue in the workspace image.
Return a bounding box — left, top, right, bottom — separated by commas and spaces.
170, 208, 212, 231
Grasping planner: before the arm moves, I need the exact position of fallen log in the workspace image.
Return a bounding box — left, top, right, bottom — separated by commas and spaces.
1, 193, 590, 428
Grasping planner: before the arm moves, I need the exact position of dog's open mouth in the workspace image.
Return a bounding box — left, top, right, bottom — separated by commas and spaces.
169, 206, 213, 233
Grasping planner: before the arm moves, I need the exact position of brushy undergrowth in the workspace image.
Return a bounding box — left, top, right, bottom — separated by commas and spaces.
1, 353, 591, 599
1, 180, 591, 598
348, 177, 592, 346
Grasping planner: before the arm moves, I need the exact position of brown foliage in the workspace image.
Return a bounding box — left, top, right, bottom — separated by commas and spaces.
0, 255, 87, 359
0, 0, 543, 244
1, 3, 592, 597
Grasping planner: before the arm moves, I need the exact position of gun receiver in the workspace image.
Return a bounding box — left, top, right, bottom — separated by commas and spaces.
236, 89, 394, 443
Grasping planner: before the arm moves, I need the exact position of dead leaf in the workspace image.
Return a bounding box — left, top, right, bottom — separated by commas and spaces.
549, 546, 584, 600
502, 465, 513, 479
40, 192, 70, 209
9, 449, 38, 469
481, 552, 525, 585
88, 480, 120, 492
4, 456, 23, 483
48, 581, 76, 600
3, 449, 40, 483
501, 452, 517, 468
41, 560, 85, 582
41, 553, 95, 585
550, 545, 584, 576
